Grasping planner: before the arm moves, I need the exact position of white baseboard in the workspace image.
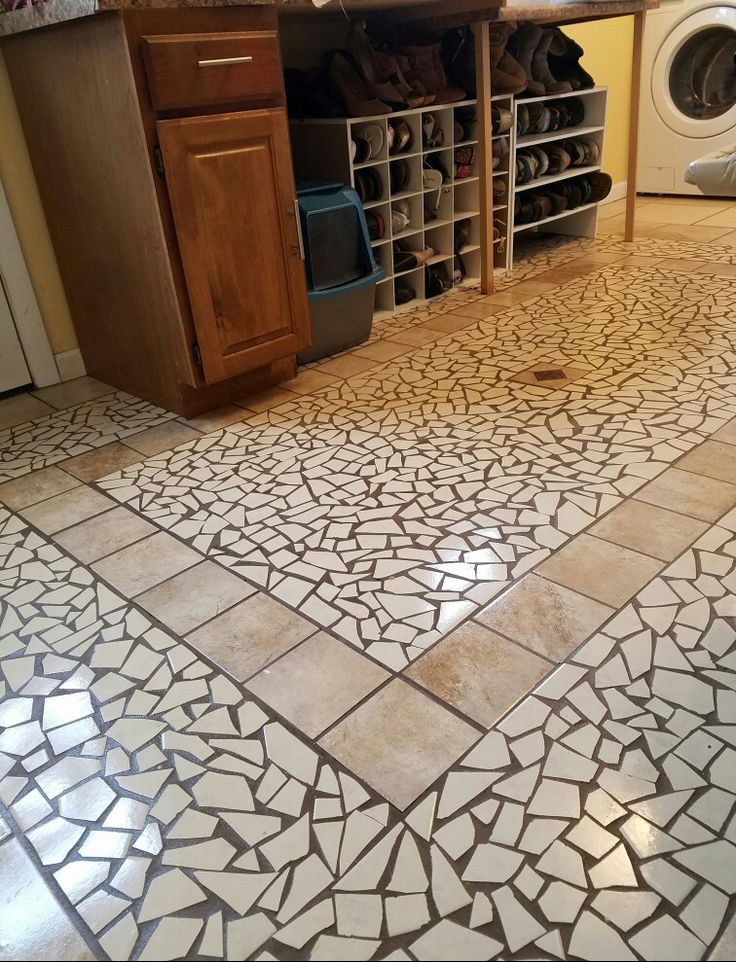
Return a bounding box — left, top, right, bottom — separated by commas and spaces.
54, 349, 86, 381
601, 181, 628, 205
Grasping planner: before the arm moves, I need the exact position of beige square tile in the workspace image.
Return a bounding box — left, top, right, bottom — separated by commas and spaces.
183, 405, 248, 433
598, 198, 626, 219
125, 422, 202, 456
477, 573, 613, 661
615, 255, 665, 268
53, 506, 157, 564
246, 633, 389, 738
0, 393, 54, 431
0, 839, 96, 961
315, 354, 378, 379
137, 560, 255, 634
284, 369, 340, 396
714, 229, 736, 246
319, 678, 478, 810
406, 621, 549, 727
636, 202, 726, 225
633, 467, 736, 522
0, 466, 79, 510
60, 442, 142, 481
647, 223, 734, 243
480, 289, 540, 307
186, 592, 314, 681
32, 376, 114, 410
236, 387, 302, 413
676, 439, 736, 485
20, 486, 114, 535
536, 533, 663, 608
504, 280, 559, 295
422, 312, 478, 334
698, 263, 736, 278
352, 339, 411, 362
655, 257, 711, 273
448, 299, 510, 320
696, 207, 736, 228
388, 327, 442, 347
590, 500, 708, 562
91, 531, 200, 597
715, 417, 736, 445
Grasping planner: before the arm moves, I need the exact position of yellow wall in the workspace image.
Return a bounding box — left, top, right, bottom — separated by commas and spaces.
567, 17, 634, 186
0, 50, 78, 355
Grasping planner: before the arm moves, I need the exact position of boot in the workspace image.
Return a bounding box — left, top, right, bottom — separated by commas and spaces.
489, 23, 527, 95
398, 42, 465, 104
509, 22, 545, 97
547, 27, 595, 90
347, 24, 409, 108
533, 29, 573, 95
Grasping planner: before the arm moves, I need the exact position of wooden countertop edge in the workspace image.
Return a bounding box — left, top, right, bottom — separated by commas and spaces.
1, 0, 659, 40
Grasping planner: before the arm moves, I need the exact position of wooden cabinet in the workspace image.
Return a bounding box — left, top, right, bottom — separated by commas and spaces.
1, 7, 309, 416
158, 108, 310, 383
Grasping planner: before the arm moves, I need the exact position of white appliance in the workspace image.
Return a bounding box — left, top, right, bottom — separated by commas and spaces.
638, 0, 736, 194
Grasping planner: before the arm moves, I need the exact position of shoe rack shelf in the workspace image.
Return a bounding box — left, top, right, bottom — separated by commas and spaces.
498, 85, 608, 268
290, 100, 481, 314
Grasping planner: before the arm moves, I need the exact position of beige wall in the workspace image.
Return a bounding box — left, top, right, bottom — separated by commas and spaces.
0, 50, 78, 355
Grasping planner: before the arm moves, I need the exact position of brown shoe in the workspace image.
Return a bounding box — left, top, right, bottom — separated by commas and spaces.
397, 42, 465, 105
489, 24, 528, 96
508, 22, 545, 97
328, 52, 391, 117
347, 24, 409, 107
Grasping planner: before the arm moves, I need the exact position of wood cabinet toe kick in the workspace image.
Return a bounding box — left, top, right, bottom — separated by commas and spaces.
1, 7, 310, 417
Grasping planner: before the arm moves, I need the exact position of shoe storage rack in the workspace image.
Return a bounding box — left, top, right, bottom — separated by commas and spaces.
290, 100, 482, 314
498, 85, 608, 269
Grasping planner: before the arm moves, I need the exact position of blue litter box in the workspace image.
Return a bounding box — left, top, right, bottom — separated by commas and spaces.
295, 180, 385, 364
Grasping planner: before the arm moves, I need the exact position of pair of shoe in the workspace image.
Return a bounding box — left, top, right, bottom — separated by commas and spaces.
517, 98, 585, 137
510, 23, 573, 97
454, 145, 475, 180
394, 239, 435, 273
391, 198, 411, 234
426, 261, 452, 297
490, 22, 594, 97
354, 167, 383, 202
492, 136, 510, 170
492, 106, 514, 135
352, 122, 385, 163
390, 159, 412, 192
388, 119, 413, 154
514, 171, 611, 224
516, 137, 600, 184
396, 41, 466, 105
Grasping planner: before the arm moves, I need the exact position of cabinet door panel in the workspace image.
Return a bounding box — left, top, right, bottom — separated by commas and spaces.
158, 108, 310, 383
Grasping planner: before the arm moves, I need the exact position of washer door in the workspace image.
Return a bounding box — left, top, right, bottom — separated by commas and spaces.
652, 6, 736, 137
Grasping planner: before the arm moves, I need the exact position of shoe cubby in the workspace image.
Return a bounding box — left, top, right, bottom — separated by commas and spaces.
508, 85, 608, 266
290, 98, 481, 312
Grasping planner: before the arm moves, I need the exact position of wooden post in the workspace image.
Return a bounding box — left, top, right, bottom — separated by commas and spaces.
474, 20, 494, 294
625, 10, 644, 242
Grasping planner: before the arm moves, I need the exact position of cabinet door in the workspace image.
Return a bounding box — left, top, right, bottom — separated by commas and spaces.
157, 108, 310, 383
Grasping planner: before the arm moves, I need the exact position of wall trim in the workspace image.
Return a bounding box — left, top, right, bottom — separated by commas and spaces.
601, 180, 628, 205
54, 348, 86, 382
0, 180, 60, 388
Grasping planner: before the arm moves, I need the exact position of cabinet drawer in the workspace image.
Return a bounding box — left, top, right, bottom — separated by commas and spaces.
142, 31, 283, 111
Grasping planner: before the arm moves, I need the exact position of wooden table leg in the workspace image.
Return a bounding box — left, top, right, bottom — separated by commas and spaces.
625, 10, 644, 242
474, 20, 494, 294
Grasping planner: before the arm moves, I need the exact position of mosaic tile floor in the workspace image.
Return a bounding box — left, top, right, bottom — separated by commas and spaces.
2, 198, 736, 960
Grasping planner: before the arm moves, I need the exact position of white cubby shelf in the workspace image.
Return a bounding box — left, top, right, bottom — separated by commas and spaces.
290, 100, 481, 313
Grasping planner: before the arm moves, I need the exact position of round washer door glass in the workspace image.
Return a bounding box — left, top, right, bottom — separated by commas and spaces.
670, 25, 736, 119
653, 6, 736, 137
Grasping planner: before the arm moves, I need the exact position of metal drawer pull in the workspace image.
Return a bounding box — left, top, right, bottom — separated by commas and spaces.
293, 199, 305, 260
197, 55, 253, 67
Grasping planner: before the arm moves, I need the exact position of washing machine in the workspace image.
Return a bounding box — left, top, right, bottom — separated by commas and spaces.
638, 0, 736, 194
